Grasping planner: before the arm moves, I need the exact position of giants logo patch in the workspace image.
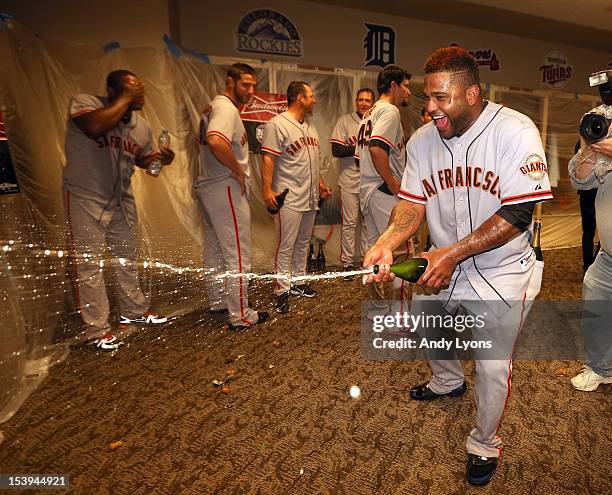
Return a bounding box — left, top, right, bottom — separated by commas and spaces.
520, 154, 547, 182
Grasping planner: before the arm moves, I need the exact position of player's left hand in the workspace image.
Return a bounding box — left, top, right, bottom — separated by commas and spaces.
158, 147, 175, 165
417, 246, 458, 289
319, 180, 332, 199
591, 136, 612, 158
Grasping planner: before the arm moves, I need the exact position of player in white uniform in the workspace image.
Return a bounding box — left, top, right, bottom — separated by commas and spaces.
63, 70, 174, 350
261, 81, 331, 313
196, 63, 268, 331
356, 66, 412, 317
330, 88, 374, 273
364, 47, 553, 486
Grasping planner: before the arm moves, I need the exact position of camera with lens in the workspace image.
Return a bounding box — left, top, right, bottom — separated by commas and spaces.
579, 70, 612, 144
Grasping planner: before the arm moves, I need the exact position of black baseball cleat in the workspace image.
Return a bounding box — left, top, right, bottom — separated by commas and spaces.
276, 292, 290, 314
342, 265, 356, 281
289, 284, 317, 298
228, 311, 269, 332
466, 454, 498, 486
207, 307, 229, 316
409, 381, 467, 401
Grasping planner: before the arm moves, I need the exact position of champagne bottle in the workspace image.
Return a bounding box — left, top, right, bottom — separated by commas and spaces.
267, 188, 289, 214
316, 241, 325, 271
373, 257, 428, 282
307, 241, 317, 272
532, 219, 543, 262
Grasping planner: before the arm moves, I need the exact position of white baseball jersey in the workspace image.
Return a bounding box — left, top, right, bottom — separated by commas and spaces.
196, 95, 250, 187
399, 101, 553, 302
356, 100, 406, 210
331, 112, 361, 193
261, 111, 321, 211
63, 94, 154, 218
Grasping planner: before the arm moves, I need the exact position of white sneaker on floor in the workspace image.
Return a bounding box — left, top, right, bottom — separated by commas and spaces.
120, 311, 168, 325
94, 332, 123, 351
571, 366, 612, 391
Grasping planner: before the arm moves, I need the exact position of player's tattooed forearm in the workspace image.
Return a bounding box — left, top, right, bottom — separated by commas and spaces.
377, 204, 421, 249
455, 215, 520, 259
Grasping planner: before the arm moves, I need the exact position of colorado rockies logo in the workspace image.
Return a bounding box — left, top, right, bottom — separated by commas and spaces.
235, 9, 303, 58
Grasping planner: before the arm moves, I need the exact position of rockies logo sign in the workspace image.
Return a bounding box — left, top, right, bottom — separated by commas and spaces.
235, 9, 303, 58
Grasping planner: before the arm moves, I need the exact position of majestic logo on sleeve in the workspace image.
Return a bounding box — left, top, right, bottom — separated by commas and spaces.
235, 10, 303, 57
520, 153, 548, 181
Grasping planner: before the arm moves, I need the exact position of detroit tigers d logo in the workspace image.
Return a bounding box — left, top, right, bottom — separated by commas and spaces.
363, 23, 396, 68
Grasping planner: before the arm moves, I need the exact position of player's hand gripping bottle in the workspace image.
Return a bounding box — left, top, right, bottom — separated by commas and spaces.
267, 188, 289, 214
372, 257, 428, 282
532, 219, 543, 262
147, 129, 171, 177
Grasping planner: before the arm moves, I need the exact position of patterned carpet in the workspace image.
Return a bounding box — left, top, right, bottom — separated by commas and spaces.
0, 249, 610, 494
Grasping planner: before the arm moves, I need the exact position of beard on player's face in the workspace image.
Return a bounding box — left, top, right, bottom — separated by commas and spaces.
425, 73, 474, 139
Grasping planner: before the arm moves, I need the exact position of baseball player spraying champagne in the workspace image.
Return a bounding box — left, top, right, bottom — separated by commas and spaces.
196, 63, 268, 331
364, 47, 552, 486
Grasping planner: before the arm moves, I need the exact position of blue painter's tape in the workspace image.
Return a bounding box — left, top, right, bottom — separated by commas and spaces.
187, 49, 209, 64
103, 41, 121, 52
163, 34, 182, 58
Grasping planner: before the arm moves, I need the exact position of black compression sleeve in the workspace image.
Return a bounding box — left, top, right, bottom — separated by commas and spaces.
368, 139, 390, 155
331, 142, 356, 158
495, 201, 537, 231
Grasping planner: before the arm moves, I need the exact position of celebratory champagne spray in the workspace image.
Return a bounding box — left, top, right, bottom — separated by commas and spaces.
372, 257, 428, 282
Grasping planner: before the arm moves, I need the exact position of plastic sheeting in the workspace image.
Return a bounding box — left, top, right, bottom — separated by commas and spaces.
0, 18, 601, 424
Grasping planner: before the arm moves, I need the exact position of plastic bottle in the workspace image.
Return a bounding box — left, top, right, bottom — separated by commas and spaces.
147, 129, 170, 177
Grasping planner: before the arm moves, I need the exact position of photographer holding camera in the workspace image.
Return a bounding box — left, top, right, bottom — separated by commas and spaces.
568, 69, 612, 391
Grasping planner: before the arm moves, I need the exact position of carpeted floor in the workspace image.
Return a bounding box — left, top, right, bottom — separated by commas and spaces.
0, 248, 610, 494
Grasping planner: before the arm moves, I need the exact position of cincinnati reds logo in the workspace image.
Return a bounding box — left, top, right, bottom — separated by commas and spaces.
521, 153, 547, 181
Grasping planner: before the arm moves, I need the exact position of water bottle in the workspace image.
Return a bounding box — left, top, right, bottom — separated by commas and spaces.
147, 129, 170, 177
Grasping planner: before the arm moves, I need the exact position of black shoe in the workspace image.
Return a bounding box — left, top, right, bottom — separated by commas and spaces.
276, 293, 290, 314
466, 454, 498, 486
409, 381, 467, 401
228, 311, 269, 331
343, 265, 356, 281
208, 307, 229, 316
289, 284, 316, 298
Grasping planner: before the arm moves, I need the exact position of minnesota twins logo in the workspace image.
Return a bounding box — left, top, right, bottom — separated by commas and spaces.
539, 51, 573, 89
235, 9, 303, 57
